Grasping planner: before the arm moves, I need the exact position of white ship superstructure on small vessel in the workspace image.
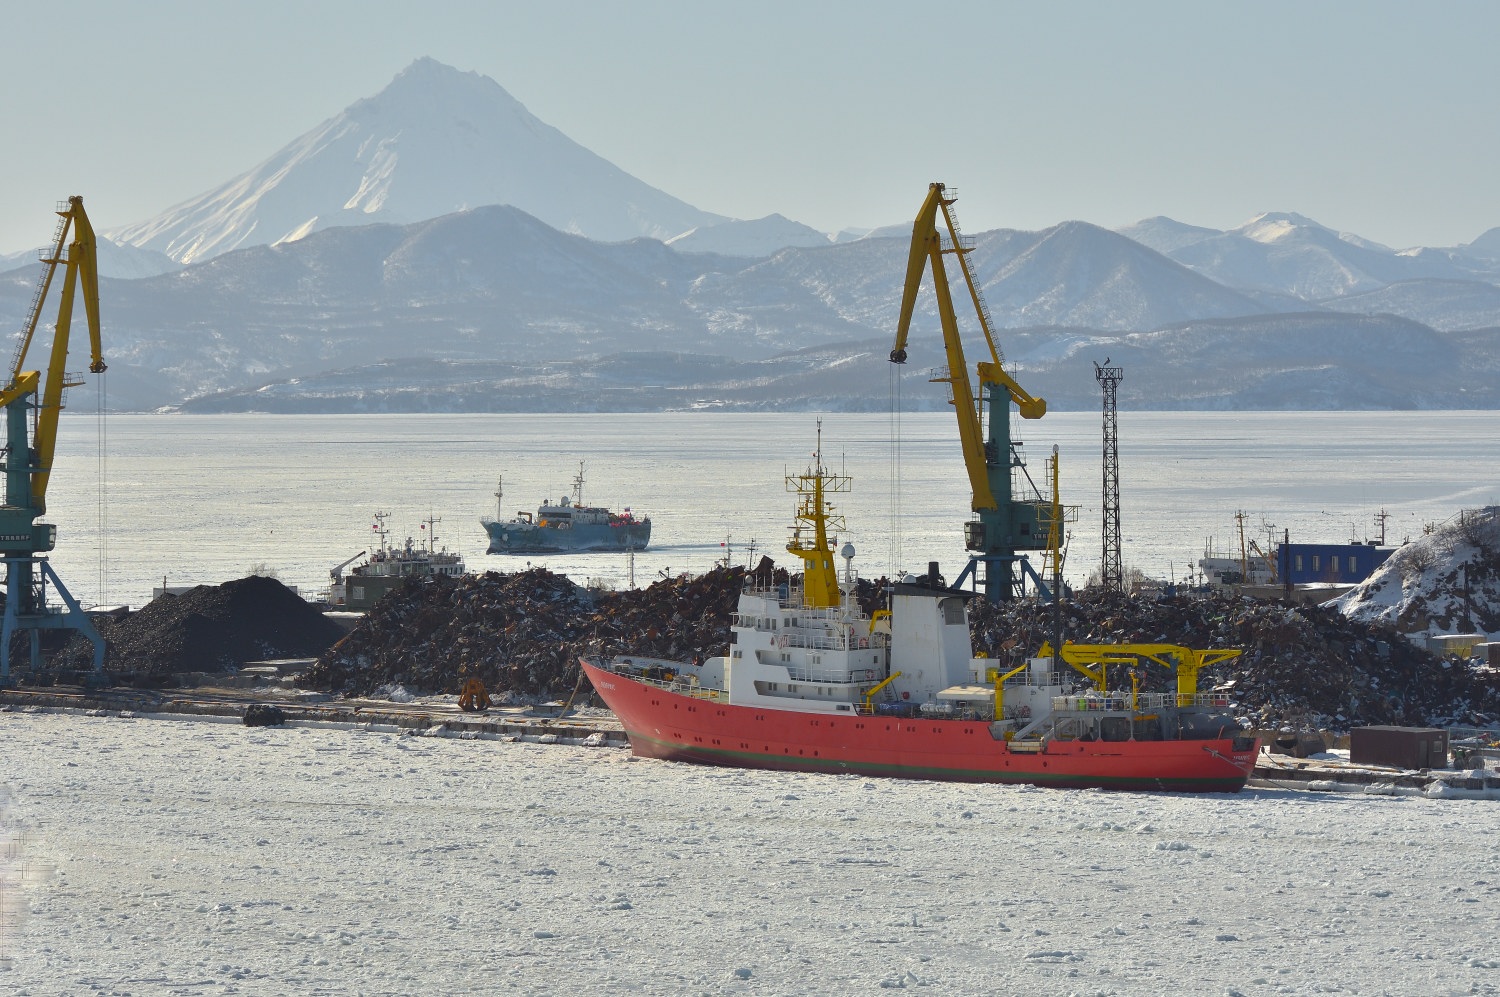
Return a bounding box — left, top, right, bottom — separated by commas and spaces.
482, 463, 650, 554
331, 512, 465, 610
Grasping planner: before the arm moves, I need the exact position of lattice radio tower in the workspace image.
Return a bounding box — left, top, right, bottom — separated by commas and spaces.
1095, 359, 1124, 592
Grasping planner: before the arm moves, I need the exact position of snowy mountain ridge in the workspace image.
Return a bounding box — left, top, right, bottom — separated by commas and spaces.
5, 203, 1497, 413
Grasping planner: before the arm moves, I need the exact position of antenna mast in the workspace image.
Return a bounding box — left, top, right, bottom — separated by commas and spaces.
1095, 359, 1124, 592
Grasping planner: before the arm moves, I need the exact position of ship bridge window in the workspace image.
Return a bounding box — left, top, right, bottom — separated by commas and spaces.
942, 600, 965, 626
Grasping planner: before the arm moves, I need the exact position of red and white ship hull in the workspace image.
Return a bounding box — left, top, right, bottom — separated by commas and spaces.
583, 659, 1259, 793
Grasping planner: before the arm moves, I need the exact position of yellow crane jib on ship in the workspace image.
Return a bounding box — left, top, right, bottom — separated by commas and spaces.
1038, 642, 1243, 705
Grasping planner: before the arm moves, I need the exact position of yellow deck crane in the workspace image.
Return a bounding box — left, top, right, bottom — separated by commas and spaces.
0, 196, 108, 684
889, 183, 1055, 602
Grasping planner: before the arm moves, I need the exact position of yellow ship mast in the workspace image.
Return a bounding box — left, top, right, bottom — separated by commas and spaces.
785, 421, 850, 609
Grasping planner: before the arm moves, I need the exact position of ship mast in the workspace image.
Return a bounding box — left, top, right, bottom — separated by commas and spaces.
786, 421, 850, 609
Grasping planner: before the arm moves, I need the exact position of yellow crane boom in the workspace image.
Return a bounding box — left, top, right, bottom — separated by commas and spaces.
889, 183, 1052, 602
1, 195, 107, 513
890, 183, 1044, 511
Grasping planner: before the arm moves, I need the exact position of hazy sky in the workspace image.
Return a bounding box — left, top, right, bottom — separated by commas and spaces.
2, 0, 1497, 255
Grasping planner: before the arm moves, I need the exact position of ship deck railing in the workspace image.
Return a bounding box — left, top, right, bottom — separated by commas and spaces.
623, 669, 727, 701
782, 665, 881, 686
740, 582, 873, 618
1050, 691, 1236, 712
780, 630, 888, 652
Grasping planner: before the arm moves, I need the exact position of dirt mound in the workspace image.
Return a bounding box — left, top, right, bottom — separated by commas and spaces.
56, 575, 346, 677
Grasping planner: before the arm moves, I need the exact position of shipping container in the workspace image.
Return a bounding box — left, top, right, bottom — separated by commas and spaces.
1350, 726, 1449, 770
1425, 633, 1488, 658
1471, 642, 1500, 667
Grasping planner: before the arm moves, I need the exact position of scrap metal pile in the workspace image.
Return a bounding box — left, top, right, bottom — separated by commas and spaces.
302, 565, 753, 700
55, 575, 346, 679
970, 589, 1500, 729
55, 561, 1492, 730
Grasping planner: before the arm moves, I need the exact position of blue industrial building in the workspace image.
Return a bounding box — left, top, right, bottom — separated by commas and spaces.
1277, 542, 1394, 586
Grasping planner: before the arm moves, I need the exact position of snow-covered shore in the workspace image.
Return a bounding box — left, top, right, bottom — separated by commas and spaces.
3, 710, 1498, 995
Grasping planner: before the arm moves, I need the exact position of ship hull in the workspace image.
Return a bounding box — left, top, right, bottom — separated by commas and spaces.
582, 660, 1258, 793
485, 520, 650, 554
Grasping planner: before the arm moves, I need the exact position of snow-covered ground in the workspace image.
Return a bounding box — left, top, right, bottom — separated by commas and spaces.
3, 710, 1498, 996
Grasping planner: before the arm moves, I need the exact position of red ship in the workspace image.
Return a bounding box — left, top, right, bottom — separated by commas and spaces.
583, 446, 1259, 794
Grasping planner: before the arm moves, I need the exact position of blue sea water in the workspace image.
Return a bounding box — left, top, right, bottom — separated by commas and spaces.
42, 410, 1500, 608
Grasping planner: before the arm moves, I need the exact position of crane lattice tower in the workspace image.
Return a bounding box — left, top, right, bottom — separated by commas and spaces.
1095, 360, 1124, 592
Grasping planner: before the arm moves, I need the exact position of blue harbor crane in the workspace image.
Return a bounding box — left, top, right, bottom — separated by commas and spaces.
0, 196, 108, 684
889, 183, 1056, 603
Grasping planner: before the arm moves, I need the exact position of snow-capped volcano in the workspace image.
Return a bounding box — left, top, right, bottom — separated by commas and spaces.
106, 58, 726, 262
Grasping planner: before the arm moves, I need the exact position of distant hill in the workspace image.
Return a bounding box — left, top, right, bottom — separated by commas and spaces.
667, 215, 832, 256
1120, 211, 1500, 302
1317, 278, 1500, 332
1461, 227, 1500, 261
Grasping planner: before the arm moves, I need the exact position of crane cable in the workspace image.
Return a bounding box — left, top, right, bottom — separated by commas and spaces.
888, 359, 902, 579
95, 370, 107, 608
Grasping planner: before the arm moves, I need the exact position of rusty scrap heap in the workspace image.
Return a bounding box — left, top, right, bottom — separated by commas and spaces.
307, 564, 1497, 729
970, 589, 1499, 729
303, 565, 750, 700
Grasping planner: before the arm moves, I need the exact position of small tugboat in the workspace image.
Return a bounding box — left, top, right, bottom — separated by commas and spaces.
581, 437, 1259, 792
483, 463, 650, 555
331, 512, 466, 610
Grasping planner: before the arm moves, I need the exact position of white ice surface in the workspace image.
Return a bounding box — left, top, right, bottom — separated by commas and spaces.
2, 711, 1498, 995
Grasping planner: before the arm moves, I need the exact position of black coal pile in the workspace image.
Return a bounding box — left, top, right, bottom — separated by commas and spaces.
54, 575, 346, 678
970, 589, 1500, 729
302, 565, 747, 699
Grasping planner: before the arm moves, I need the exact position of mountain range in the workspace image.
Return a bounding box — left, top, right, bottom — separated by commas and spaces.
2, 58, 1497, 414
